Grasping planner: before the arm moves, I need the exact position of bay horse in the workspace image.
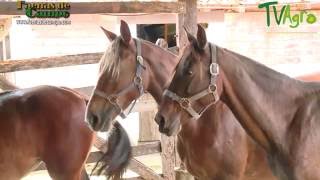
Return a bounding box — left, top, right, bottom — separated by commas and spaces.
156, 24, 320, 180
86, 20, 275, 179
0, 85, 130, 180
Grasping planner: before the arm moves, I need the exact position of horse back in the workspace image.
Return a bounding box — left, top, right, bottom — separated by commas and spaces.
0, 86, 93, 178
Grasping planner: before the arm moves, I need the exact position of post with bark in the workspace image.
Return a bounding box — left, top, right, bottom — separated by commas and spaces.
175, 0, 197, 179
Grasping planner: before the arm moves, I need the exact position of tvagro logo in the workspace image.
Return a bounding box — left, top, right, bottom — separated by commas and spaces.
258, 1, 317, 28
17, 1, 70, 18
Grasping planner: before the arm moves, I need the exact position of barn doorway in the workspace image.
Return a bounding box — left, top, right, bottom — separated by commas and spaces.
137, 24, 176, 48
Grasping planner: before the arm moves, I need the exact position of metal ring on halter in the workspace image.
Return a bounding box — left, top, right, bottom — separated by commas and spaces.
137, 56, 144, 65
208, 84, 217, 93
179, 98, 191, 109
134, 76, 143, 85
108, 95, 118, 105
210, 63, 219, 75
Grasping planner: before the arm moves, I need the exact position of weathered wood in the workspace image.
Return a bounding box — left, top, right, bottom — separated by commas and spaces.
139, 110, 160, 142
0, 75, 16, 90
34, 140, 161, 171
175, 169, 194, 180
0, 53, 102, 73
132, 141, 161, 157
174, 137, 182, 167
198, 2, 320, 12
128, 158, 163, 180
160, 134, 175, 180
94, 136, 161, 157
124, 177, 145, 180
176, 0, 197, 48
93, 136, 108, 152
174, 0, 197, 173
0, 1, 185, 15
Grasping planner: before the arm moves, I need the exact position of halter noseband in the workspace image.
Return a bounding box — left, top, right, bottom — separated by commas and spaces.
163, 43, 219, 120
93, 39, 145, 119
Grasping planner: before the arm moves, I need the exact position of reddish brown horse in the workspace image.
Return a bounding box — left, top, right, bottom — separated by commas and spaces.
86, 20, 276, 179
0, 85, 130, 180
157, 24, 320, 180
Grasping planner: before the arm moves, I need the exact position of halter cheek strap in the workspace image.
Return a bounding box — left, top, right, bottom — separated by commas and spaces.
163, 43, 219, 120
93, 38, 145, 119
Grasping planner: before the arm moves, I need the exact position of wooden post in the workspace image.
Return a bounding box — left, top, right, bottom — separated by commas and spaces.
161, 134, 175, 180
175, 1, 197, 179
176, 0, 197, 49
139, 94, 160, 142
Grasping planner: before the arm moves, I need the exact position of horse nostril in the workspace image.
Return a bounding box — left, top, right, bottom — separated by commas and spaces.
88, 112, 99, 128
155, 114, 165, 131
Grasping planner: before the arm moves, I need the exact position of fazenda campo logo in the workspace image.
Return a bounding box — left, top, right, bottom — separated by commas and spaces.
17, 1, 70, 18
258, 1, 317, 28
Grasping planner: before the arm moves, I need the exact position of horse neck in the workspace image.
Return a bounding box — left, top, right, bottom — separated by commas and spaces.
141, 41, 179, 103
217, 48, 314, 151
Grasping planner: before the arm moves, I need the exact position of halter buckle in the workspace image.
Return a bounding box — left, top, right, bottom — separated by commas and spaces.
210, 63, 219, 76
208, 84, 217, 93
134, 76, 143, 85
179, 98, 191, 109
108, 95, 118, 105
137, 56, 144, 65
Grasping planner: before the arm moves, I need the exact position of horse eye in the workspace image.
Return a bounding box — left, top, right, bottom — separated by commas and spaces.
187, 70, 193, 75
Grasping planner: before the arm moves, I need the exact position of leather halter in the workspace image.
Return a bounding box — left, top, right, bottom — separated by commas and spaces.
93, 39, 145, 119
163, 43, 219, 120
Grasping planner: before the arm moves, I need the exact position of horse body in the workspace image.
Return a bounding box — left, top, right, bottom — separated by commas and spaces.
0, 86, 94, 180
86, 21, 275, 180
218, 48, 320, 180
158, 24, 320, 180
177, 102, 248, 179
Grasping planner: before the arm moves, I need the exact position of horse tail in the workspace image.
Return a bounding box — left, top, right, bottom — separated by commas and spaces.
91, 121, 132, 179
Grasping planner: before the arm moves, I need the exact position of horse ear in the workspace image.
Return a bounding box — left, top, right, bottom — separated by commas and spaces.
100, 26, 117, 42
184, 26, 197, 44
120, 20, 131, 46
197, 24, 207, 50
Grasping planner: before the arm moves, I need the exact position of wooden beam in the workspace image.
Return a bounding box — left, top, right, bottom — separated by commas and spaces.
0, 1, 185, 15
160, 134, 175, 180
124, 177, 144, 180
132, 141, 161, 157
94, 136, 161, 157
176, 0, 197, 48
128, 158, 163, 180
198, 2, 320, 12
0, 53, 102, 73
34, 140, 161, 171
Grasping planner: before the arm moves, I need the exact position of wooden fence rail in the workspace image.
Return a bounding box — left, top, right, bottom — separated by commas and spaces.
0, 1, 185, 15
0, 53, 102, 73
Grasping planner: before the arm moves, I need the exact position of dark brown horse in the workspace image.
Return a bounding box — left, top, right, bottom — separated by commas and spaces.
156, 24, 320, 180
0, 85, 130, 180
86, 20, 276, 179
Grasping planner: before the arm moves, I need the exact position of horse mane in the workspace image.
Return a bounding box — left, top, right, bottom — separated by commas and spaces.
99, 37, 122, 80
91, 121, 132, 179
